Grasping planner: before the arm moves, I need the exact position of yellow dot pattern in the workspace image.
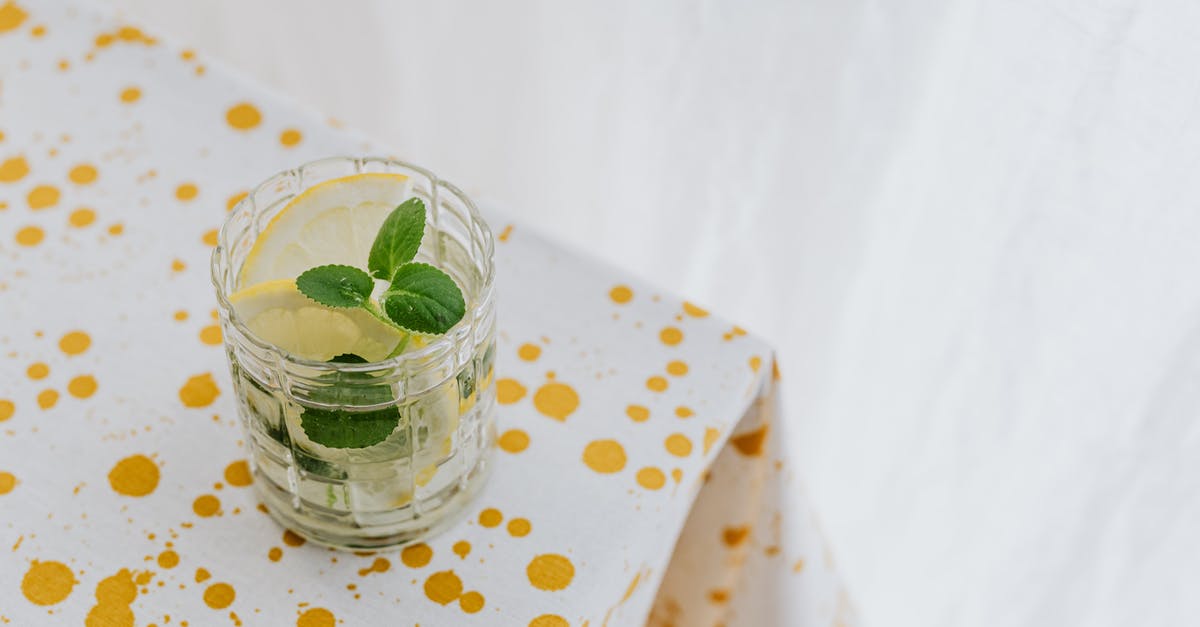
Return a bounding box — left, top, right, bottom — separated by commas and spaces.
0, 13, 799, 623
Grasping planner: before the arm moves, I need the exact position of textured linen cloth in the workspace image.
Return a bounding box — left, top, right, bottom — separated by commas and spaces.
0, 2, 852, 625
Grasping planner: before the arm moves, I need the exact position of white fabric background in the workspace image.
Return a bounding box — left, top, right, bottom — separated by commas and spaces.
106, 1, 1200, 625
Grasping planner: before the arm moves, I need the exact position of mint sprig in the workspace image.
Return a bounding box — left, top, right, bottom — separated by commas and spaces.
296, 197, 466, 340
292, 198, 467, 448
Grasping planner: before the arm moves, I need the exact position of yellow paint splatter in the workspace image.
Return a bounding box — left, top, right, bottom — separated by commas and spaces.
497, 429, 529, 453
59, 330, 91, 355
731, 425, 768, 457
664, 434, 692, 457
609, 285, 633, 304
0, 2, 29, 35
21, 560, 76, 605
195, 567, 211, 582
157, 550, 179, 569
226, 190, 248, 211
225, 103, 262, 130
279, 128, 302, 147
400, 543, 432, 568
15, 225, 44, 246
507, 518, 531, 537
497, 224, 514, 242
582, 439, 626, 474
626, 405, 649, 422
459, 590, 485, 613
69, 207, 96, 227
722, 526, 750, 547
179, 373, 220, 408
646, 376, 668, 392
268, 547, 282, 562
453, 541, 471, 559
27, 184, 59, 209
175, 182, 198, 201
296, 608, 335, 627
0, 155, 29, 182
708, 588, 730, 604
26, 362, 49, 379
224, 460, 252, 487
193, 494, 220, 517
282, 530, 306, 547
659, 326, 683, 346
357, 557, 390, 576
636, 467, 666, 490
478, 508, 503, 528
173, 310, 189, 321
496, 378, 527, 404
203, 582, 235, 609
671, 468, 683, 483
0, 399, 14, 421
202, 228, 219, 246
108, 454, 159, 496
0, 471, 16, 494
518, 343, 542, 361
119, 86, 141, 103
675, 405, 694, 418
529, 615, 569, 627
703, 428, 720, 454
199, 325, 223, 345
68, 164, 98, 185
749, 356, 763, 372
67, 374, 98, 398
423, 570, 463, 605
682, 301, 709, 317
532, 381, 579, 421
37, 388, 59, 409
665, 360, 689, 376
792, 558, 805, 573
107, 222, 124, 236
29, 23, 44, 37
95, 568, 137, 606
526, 554, 574, 591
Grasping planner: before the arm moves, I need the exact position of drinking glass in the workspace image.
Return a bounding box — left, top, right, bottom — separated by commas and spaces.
211, 157, 496, 549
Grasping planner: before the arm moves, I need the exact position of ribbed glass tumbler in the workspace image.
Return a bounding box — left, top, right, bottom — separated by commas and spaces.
210, 157, 496, 549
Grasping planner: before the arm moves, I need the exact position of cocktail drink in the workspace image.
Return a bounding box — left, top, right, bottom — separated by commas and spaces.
211, 158, 496, 549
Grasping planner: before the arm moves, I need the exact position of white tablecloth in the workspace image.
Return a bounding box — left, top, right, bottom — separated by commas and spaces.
0, 2, 852, 625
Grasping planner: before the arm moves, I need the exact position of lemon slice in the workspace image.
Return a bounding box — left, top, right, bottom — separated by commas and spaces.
239, 173, 412, 288
229, 279, 403, 362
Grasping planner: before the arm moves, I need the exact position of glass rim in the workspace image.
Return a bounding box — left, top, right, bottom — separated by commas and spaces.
209, 155, 495, 373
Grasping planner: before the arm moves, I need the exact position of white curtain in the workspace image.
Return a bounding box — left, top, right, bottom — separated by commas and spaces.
112, 0, 1200, 624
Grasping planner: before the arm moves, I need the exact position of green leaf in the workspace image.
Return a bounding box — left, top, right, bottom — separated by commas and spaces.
368, 198, 426, 280
381, 262, 466, 335
296, 265, 374, 308
299, 366, 400, 449
329, 353, 368, 364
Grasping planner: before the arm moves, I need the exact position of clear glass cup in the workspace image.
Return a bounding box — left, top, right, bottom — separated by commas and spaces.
210, 157, 496, 549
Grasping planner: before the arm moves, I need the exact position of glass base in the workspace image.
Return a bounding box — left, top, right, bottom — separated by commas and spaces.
254, 447, 494, 550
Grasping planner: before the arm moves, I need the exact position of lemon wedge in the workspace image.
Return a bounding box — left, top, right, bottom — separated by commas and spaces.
229, 279, 403, 362
239, 172, 412, 288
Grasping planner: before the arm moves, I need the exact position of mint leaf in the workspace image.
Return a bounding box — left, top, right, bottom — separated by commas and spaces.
296, 265, 374, 308
300, 403, 400, 449
368, 198, 426, 280
381, 263, 466, 334
299, 365, 401, 449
